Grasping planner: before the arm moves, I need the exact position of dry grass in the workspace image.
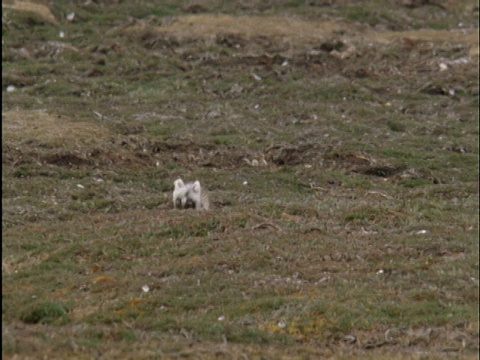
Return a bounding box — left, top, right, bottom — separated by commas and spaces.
146, 14, 348, 41
2, 110, 112, 149
124, 14, 479, 56
369, 28, 479, 56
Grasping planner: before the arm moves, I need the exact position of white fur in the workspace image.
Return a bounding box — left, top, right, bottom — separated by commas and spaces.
173, 178, 189, 209
189, 180, 203, 210
172, 179, 209, 211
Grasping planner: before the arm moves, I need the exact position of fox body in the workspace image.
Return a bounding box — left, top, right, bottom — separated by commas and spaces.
173, 178, 210, 211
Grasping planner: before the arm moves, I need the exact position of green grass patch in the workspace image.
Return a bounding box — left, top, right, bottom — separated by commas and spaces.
20, 301, 70, 324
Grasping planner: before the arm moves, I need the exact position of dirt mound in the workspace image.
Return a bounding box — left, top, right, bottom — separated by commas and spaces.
125, 14, 478, 57
2, 110, 112, 149
2, 110, 123, 168
2, 0, 58, 25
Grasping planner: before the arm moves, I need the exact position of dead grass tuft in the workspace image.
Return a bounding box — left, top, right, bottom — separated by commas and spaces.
2, 0, 58, 25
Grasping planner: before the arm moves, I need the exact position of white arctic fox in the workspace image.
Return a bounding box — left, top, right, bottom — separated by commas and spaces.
173, 178, 210, 211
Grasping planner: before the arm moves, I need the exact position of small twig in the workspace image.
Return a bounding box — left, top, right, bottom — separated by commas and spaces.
366, 190, 392, 199
93, 111, 103, 120
309, 182, 327, 191
180, 328, 193, 341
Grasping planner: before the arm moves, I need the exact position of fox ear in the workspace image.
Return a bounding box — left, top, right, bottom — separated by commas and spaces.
174, 179, 184, 188
192, 181, 201, 192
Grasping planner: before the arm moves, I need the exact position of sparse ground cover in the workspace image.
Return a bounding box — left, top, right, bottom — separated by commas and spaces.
2, 0, 479, 358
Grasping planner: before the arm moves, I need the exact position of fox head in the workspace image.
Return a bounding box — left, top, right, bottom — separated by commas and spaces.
174, 178, 185, 189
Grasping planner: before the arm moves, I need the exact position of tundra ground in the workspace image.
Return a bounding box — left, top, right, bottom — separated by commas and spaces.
2, 1, 479, 358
